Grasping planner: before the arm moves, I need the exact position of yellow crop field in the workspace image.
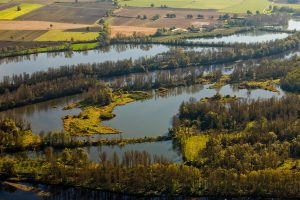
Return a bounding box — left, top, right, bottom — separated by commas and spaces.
0, 3, 42, 20
35, 30, 99, 41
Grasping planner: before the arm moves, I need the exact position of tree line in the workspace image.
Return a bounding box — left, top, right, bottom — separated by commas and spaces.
0, 117, 170, 153
228, 55, 300, 92
228, 13, 290, 27
0, 76, 97, 111
0, 30, 300, 112
1, 146, 300, 197
1, 33, 300, 110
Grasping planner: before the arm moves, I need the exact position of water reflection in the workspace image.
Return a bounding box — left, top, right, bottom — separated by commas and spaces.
24, 140, 182, 163
0, 60, 255, 134
0, 44, 213, 80
287, 19, 300, 31
0, 94, 83, 134
0, 182, 282, 200
186, 31, 289, 44
0, 83, 283, 137
102, 84, 283, 139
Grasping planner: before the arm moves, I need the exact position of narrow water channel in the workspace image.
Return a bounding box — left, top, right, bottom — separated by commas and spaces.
0, 44, 213, 80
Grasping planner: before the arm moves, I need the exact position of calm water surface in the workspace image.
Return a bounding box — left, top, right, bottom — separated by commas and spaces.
26, 140, 181, 163
0, 182, 283, 200
0, 44, 213, 80
187, 31, 289, 44
0, 23, 293, 199
287, 19, 300, 30
0, 18, 298, 200
1, 84, 283, 137
103, 84, 284, 139
0, 94, 83, 134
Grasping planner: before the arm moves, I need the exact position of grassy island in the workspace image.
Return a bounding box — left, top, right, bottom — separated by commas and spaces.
63, 91, 151, 136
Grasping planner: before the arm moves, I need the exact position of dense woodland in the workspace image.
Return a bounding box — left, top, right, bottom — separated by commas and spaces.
281, 67, 300, 92
1, 143, 300, 197
2, 88, 300, 197
2, 8, 300, 197
168, 94, 300, 196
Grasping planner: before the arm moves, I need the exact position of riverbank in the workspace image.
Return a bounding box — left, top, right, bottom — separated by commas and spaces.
0, 26, 293, 59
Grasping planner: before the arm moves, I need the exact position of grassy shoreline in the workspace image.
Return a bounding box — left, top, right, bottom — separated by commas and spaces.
63, 91, 151, 136
0, 41, 99, 59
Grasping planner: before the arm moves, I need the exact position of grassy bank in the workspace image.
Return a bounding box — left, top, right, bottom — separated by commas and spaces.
63, 91, 151, 136
182, 135, 209, 163
238, 79, 280, 93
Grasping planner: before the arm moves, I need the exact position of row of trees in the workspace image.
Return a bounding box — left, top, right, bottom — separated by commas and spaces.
0, 48, 230, 111
227, 55, 300, 92
2, 147, 300, 197
177, 95, 300, 133
2, 43, 300, 110
0, 76, 96, 111
0, 41, 63, 57
228, 13, 290, 27
3, 29, 300, 94
281, 67, 300, 92
229, 58, 293, 83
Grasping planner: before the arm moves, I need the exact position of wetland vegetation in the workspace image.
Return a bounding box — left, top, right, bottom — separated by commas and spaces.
2, 0, 300, 198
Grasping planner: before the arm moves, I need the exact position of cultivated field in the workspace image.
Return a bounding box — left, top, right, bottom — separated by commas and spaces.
17, 2, 115, 24
111, 25, 157, 36
0, 0, 11, 3
0, 30, 47, 41
222, 0, 300, 13
0, 40, 62, 49
20, 0, 98, 5
0, 2, 18, 11
0, 3, 42, 19
119, 0, 300, 13
112, 7, 219, 29
272, 0, 300, 3
0, 20, 92, 30
221, 0, 269, 13
35, 30, 99, 41
119, 0, 242, 10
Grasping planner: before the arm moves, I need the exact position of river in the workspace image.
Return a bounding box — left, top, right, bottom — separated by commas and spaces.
0, 21, 295, 199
